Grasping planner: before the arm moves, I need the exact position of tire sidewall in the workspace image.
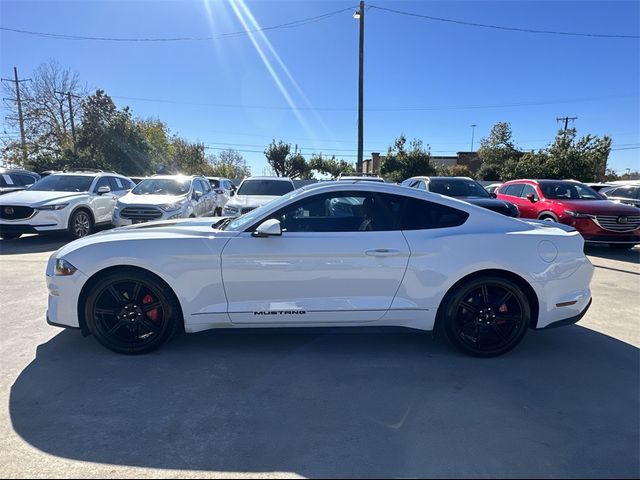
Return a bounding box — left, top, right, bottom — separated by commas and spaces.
84, 270, 179, 354
442, 276, 531, 357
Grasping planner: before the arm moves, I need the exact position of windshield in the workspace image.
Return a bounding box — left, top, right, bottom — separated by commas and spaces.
429, 179, 490, 198
237, 179, 294, 196
220, 188, 306, 231
28, 175, 93, 192
539, 181, 602, 200
132, 178, 191, 196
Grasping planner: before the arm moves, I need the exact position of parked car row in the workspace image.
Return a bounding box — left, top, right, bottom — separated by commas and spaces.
0, 171, 237, 240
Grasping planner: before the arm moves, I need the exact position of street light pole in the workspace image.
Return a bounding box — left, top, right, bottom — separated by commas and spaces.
355, 1, 365, 172
470, 124, 477, 152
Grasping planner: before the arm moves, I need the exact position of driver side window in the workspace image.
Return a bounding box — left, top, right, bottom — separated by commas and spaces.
269, 192, 400, 232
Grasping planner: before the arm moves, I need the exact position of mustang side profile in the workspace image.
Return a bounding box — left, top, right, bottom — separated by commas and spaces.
46, 182, 593, 357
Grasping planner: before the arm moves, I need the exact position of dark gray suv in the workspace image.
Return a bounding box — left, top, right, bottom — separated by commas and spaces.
0, 168, 40, 195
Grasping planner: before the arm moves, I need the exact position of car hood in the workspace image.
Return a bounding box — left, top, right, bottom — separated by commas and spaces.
553, 199, 640, 215
54, 217, 236, 259
119, 192, 188, 206
226, 195, 280, 208
0, 189, 87, 206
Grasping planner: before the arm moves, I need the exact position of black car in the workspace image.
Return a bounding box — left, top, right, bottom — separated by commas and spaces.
602, 184, 640, 208
401, 176, 520, 217
0, 168, 40, 195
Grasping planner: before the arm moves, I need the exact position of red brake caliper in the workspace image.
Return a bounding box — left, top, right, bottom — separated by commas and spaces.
142, 294, 159, 322
497, 303, 508, 324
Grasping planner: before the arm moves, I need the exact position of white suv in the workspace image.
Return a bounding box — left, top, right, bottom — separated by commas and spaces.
112, 175, 216, 227
222, 176, 295, 218
0, 170, 134, 240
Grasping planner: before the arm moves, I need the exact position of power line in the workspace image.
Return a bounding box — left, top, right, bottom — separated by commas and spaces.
0, 6, 357, 42
111, 93, 636, 112
369, 4, 640, 39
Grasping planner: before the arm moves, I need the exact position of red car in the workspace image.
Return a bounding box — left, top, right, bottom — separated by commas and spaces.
496, 179, 640, 250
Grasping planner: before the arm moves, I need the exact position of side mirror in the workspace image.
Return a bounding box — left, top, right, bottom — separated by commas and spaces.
230, 189, 235, 197
97, 186, 111, 195
526, 194, 537, 203
193, 191, 202, 200
253, 218, 282, 237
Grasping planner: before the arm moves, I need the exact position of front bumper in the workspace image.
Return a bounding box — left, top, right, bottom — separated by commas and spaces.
0, 209, 69, 233
113, 208, 188, 227
46, 268, 89, 329
0, 223, 64, 234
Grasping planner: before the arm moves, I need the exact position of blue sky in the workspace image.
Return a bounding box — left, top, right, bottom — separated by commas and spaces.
1, 0, 639, 175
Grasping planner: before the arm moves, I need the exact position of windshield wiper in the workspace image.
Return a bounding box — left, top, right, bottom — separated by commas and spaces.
214, 217, 232, 230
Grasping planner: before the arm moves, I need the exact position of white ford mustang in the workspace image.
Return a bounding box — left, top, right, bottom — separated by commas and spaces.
46, 181, 594, 357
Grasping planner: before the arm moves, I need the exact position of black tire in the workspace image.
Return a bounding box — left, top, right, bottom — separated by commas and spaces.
609, 243, 635, 250
68, 209, 93, 239
84, 269, 181, 354
0, 232, 22, 240
539, 214, 557, 222
214, 207, 222, 216
441, 276, 531, 357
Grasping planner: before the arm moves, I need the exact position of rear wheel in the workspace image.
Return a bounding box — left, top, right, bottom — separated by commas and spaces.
441, 276, 531, 357
539, 214, 557, 222
609, 243, 635, 250
0, 232, 22, 240
84, 270, 181, 354
68, 209, 93, 239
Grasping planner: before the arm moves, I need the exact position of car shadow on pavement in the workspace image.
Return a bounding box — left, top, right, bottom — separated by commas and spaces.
9, 327, 640, 478
585, 244, 639, 264
0, 233, 70, 255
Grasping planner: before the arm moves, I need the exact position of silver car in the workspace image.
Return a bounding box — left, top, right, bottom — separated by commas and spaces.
112, 175, 216, 226
206, 177, 236, 215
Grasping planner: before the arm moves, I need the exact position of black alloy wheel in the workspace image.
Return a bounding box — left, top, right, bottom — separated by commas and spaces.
442, 276, 531, 357
84, 270, 180, 354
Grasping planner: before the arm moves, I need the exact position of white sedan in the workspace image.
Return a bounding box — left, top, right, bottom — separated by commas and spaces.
46, 181, 594, 357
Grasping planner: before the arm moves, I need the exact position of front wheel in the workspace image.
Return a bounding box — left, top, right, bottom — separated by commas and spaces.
68, 209, 93, 239
84, 270, 181, 354
441, 276, 531, 357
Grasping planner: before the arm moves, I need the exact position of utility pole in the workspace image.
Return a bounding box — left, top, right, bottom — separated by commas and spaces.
556, 116, 577, 131
354, 1, 365, 172
470, 124, 477, 151
55, 90, 80, 152
1, 67, 31, 164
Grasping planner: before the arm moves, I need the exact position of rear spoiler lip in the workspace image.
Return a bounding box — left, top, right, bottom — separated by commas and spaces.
521, 219, 577, 233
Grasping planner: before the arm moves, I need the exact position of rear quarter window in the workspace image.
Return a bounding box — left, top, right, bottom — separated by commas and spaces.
401, 197, 469, 230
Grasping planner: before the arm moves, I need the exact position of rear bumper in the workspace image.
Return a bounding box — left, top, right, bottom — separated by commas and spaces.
537, 298, 592, 330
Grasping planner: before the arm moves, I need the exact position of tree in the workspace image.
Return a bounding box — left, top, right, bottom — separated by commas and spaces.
169, 138, 213, 175
74, 90, 152, 175
476, 122, 522, 181
264, 140, 310, 178
2, 60, 85, 171
136, 119, 175, 173
208, 149, 251, 179
437, 164, 475, 178
380, 135, 435, 182
309, 154, 356, 177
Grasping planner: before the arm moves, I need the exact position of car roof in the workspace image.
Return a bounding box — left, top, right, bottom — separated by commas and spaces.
409, 176, 475, 181
242, 176, 294, 182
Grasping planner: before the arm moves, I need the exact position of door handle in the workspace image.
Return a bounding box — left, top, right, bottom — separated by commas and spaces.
365, 248, 401, 257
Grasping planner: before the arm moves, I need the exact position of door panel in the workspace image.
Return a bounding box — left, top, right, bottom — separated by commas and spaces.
221, 231, 410, 324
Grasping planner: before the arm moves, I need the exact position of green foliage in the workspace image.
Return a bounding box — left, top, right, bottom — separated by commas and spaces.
380, 135, 435, 182
499, 129, 612, 182
437, 164, 475, 178
136, 119, 175, 173
477, 122, 522, 180
167, 138, 213, 176
73, 90, 152, 175
264, 140, 310, 178
208, 149, 251, 179
309, 154, 356, 178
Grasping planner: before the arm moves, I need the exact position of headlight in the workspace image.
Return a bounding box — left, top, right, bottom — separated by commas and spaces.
564, 210, 594, 219
55, 258, 77, 276
160, 199, 187, 212
224, 205, 239, 214
35, 203, 68, 211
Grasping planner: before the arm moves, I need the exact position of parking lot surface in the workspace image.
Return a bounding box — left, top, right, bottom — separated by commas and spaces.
0, 235, 638, 479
